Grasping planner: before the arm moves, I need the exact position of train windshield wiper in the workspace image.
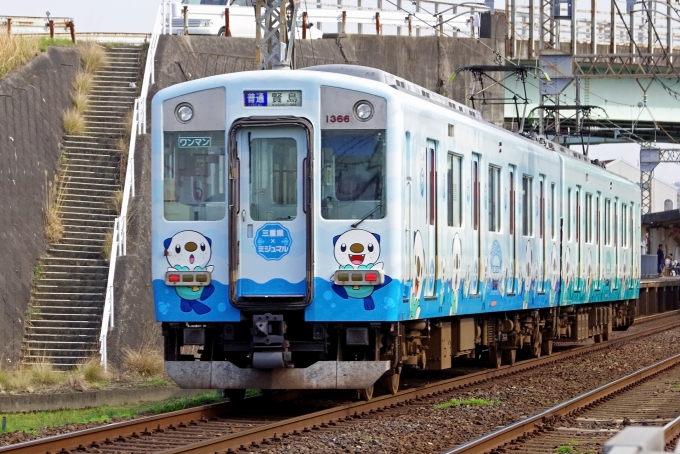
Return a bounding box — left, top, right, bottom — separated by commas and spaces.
351, 204, 382, 228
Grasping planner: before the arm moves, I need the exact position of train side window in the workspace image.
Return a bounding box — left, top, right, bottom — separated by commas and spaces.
585, 193, 592, 243
473, 161, 479, 231
567, 188, 572, 241
550, 183, 555, 239
539, 179, 544, 239
575, 190, 580, 243
509, 171, 515, 235
614, 200, 618, 246
488, 165, 500, 232
163, 130, 226, 222
447, 153, 462, 227
522, 175, 533, 236
604, 199, 611, 245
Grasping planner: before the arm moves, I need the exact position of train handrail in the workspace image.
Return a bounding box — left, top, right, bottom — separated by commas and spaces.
99, 3, 163, 368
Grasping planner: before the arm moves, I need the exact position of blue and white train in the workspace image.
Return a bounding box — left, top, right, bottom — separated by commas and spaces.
151, 65, 640, 398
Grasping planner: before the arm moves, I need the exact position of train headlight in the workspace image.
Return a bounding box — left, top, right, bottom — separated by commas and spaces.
175, 103, 194, 123
353, 101, 374, 121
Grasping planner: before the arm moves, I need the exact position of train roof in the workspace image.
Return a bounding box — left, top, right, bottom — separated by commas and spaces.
303, 64, 598, 169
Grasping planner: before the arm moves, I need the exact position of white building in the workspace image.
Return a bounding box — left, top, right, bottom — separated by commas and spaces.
603, 158, 677, 212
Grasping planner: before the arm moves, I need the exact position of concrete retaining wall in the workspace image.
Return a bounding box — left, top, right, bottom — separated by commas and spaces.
0, 47, 80, 365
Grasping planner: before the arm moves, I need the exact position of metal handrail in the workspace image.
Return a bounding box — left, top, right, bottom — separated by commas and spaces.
99, 3, 164, 368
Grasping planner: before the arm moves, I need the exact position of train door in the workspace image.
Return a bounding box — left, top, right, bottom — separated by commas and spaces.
508, 166, 516, 294
233, 126, 309, 299
613, 198, 619, 291
425, 140, 437, 298
538, 176, 545, 293
575, 187, 581, 292
470, 153, 481, 296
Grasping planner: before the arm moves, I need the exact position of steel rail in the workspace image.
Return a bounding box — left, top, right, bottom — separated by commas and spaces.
2, 318, 680, 454
443, 353, 680, 454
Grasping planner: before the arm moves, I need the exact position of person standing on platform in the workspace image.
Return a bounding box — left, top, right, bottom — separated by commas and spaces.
658, 244, 665, 276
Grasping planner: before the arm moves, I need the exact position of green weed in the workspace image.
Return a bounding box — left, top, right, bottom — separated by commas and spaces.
0, 392, 221, 435
38, 38, 73, 51
435, 398, 496, 409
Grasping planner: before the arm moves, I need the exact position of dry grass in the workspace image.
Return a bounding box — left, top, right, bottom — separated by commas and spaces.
0, 35, 40, 79
123, 342, 164, 378
44, 173, 67, 244
79, 42, 109, 74
63, 107, 86, 136
76, 357, 109, 383
73, 71, 93, 96
111, 189, 123, 214
30, 360, 62, 386
101, 231, 113, 260
72, 91, 90, 113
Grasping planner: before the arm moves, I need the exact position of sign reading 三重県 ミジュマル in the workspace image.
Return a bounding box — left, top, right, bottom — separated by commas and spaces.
244, 90, 302, 107
254, 223, 292, 261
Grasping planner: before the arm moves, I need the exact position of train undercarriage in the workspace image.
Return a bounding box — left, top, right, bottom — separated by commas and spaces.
162, 300, 636, 400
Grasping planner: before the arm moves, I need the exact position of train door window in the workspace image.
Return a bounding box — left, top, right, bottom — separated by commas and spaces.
596, 194, 601, 289
250, 137, 297, 221
585, 193, 592, 243
320, 130, 386, 220
473, 161, 479, 231
522, 175, 533, 236
595, 195, 600, 245
539, 175, 546, 293
629, 203, 634, 251
447, 153, 462, 227
614, 200, 618, 246
488, 165, 501, 232
550, 183, 555, 239
604, 199, 611, 245
163, 130, 226, 221
567, 188, 572, 241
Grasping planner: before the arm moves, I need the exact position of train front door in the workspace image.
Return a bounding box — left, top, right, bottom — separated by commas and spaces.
233, 127, 309, 299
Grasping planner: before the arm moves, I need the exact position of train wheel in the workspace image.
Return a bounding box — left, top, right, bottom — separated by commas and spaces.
489, 346, 502, 368
532, 332, 542, 358
503, 349, 516, 366
541, 340, 553, 356
359, 385, 374, 401
381, 373, 400, 395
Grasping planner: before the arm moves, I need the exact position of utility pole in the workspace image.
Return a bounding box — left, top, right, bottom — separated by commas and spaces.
254, 0, 298, 69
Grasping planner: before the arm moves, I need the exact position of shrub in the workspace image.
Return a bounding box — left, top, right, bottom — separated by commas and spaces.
78, 42, 109, 74
123, 343, 164, 377
63, 107, 86, 136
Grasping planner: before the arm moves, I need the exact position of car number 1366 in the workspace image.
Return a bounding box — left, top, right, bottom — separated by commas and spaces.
326, 115, 351, 123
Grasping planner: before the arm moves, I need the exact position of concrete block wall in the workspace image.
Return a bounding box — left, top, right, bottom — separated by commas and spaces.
0, 47, 80, 365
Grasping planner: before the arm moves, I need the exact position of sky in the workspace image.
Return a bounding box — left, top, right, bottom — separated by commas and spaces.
2, 0, 161, 33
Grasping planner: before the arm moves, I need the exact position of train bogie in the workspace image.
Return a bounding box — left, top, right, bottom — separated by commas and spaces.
151, 64, 640, 394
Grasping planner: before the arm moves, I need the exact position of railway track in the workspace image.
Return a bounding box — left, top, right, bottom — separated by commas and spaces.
2, 313, 680, 454
443, 352, 680, 453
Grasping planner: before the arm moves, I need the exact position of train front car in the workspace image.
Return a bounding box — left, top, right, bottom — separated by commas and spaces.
151, 69, 402, 396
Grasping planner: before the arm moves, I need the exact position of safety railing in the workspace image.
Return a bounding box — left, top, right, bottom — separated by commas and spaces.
99, 3, 163, 368
1, 15, 76, 41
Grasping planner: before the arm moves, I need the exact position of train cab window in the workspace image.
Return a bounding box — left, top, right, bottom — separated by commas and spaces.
163, 131, 226, 222
320, 129, 386, 220
249, 137, 297, 221
522, 175, 533, 236
447, 153, 462, 227
489, 166, 501, 232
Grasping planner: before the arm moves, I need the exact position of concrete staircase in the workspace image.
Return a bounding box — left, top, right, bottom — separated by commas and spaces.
22, 46, 142, 370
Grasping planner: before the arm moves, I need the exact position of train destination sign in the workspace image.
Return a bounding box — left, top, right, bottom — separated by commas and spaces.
244, 90, 302, 107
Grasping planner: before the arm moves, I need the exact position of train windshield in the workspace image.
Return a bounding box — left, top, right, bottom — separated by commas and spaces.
320, 129, 386, 220
163, 131, 226, 221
